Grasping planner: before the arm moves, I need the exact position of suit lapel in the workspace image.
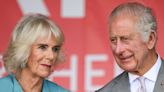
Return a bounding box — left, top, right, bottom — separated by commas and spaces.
153, 60, 164, 92
113, 72, 131, 92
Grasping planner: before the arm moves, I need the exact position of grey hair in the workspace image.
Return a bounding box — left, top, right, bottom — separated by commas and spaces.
109, 2, 157, 42
3, 14, 65, 73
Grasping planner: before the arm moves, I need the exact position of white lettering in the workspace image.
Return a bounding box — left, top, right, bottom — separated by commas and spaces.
17, 0, 50, 16
85, 54, 108, 91
49, 54, 77, 91
114, 60, 123, 77
61, 0, 85, 18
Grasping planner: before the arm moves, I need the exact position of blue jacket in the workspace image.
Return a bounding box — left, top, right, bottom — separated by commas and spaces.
0, 74, 69, 92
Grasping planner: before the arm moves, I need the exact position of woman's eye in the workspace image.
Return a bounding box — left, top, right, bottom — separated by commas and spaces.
39, 45, 47, 50
52, 46, 60, 52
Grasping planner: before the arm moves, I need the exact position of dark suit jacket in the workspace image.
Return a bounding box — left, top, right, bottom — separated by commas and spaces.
96, 60, 164, 92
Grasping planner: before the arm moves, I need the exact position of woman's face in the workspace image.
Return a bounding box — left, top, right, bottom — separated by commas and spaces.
26, 35, 60, 78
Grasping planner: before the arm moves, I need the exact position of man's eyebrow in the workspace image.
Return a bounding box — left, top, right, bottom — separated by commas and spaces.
53, 45, 61, 48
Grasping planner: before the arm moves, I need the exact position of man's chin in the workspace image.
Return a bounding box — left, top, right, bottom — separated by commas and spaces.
121, 66, 136, 72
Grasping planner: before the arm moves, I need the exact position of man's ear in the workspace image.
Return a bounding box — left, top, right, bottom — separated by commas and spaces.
147, 31, 157, 49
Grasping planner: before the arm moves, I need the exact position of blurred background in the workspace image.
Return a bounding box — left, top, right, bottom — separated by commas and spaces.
0, 0, 164, 92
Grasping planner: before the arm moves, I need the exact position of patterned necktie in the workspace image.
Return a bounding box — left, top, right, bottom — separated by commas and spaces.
137, 77, 147, 92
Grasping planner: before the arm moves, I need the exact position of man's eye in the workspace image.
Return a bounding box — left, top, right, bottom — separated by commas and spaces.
52, 47, 60, 52
121, 37, 128, 41
110, 38, 116, 43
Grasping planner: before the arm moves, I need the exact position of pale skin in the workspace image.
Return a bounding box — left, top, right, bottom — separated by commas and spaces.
16, 35, 60, 92
109, 14, 157, 76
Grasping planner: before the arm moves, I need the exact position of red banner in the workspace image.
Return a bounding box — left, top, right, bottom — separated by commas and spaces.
0, 0, 164, 92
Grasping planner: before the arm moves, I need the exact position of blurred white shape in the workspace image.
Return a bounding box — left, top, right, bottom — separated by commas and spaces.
17, 0, 50, 16
61, 0, 85, 18
85, 54, 108, 91
49, 54, 78, 91
114, 59, 123, 77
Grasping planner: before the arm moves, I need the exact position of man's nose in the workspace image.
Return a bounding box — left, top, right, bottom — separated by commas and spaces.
115, 41, 125, 55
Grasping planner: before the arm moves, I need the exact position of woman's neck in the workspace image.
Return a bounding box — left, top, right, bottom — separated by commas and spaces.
16, 68, 43, 92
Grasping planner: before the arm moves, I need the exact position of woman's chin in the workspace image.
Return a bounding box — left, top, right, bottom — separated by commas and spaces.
38, 72, 51, 78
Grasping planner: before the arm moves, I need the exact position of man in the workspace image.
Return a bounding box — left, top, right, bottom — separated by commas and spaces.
96, 2, 164, 92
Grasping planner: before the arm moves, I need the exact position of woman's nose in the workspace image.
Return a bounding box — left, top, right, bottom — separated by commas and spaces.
46, 49, 55, 61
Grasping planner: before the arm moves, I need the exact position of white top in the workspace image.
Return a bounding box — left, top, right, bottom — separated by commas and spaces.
128, 55, 162, 92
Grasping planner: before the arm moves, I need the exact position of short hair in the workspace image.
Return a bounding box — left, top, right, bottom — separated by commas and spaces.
109, 2, 157, 42
3, 14, 65, 73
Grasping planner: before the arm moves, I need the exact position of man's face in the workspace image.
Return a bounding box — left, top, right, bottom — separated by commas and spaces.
109, 15, 150, 73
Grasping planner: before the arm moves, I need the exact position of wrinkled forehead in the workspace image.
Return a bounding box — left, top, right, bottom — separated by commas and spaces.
110, 15, 138, 31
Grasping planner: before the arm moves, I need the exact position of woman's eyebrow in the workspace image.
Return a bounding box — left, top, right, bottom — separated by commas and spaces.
37, 43, 48, 46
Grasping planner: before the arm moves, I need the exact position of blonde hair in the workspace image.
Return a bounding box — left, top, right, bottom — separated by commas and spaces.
3, 14, 65, 73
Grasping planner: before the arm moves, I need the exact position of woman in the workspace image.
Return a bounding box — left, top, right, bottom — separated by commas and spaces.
0, 14, 69, 92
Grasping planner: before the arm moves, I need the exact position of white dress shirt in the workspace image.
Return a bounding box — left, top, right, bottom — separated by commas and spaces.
128, 55, 162, 92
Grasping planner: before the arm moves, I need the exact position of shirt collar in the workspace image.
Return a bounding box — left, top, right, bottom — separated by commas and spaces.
128, 54, 162, 83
